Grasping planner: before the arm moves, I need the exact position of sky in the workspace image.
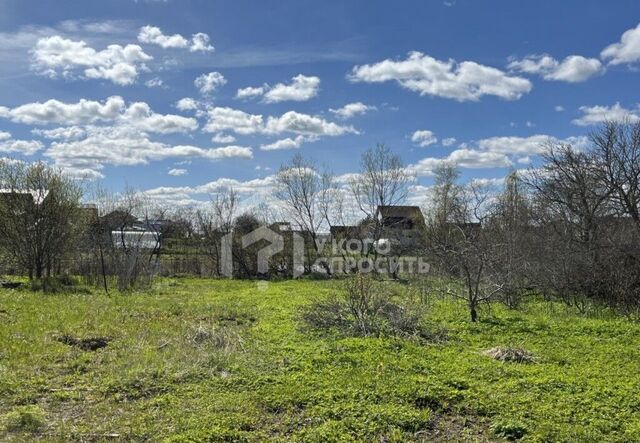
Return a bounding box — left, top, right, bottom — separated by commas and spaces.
0, 0, 639, 209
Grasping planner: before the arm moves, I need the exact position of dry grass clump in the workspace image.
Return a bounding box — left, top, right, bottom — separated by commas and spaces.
483, 346, 537, 363
188, 323, 244, 353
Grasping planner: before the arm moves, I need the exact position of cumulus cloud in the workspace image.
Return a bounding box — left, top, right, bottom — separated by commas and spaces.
211, 133, 236, 144
203, 107, 357, 137
30, 36, 152, 85
601, 23, 640, 65
408, 133, 589, 176
138, 25, 188, 49
236, 75, 320, 103
175, 97, 199, 111
572, 103, 640, 126
0, 96, 197, 133
44, 124, 252, 177
137, 25, 214, 52
329, 102, 376, 119
263, 74, 320, 103
442, 137, 457, 146
260, 135, 309, 151
32, 126, 86, 140
189, 33, 214, 52
0, 139, 43, 155
194, 71, 226, 95
411, 130, 437, 147
0, 96, 126, 125
235, 85, 266, 100
409, 149, 512, 176
349, 51, 532, 101
507, 54, 603, 82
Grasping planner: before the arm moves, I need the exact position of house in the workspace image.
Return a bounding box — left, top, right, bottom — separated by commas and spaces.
376, 205, 427, 249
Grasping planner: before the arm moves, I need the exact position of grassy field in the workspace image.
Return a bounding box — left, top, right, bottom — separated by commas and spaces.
1, 278, 639, 442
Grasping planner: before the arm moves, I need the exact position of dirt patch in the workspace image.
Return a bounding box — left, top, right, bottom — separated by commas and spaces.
57, 334, 110, 351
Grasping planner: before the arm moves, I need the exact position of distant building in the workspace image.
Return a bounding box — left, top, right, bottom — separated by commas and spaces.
376, 205, 427, 249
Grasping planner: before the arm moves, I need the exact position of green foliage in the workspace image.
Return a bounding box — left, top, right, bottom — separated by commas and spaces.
0, 278, 639, 441
491, 420, 528, 440
3, 405, 46, 433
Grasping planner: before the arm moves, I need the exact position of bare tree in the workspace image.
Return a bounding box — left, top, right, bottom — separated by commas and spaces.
425, 166, 504, 322
276, 154, 332, 273
196, 187, 239, 276
0, 160, 83, 282
350, 144, 410, 258
591, 120, 640, 231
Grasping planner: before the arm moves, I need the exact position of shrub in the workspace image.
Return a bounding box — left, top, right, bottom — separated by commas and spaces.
301, 274, 434, 339
3, 405, 46, 433
483, 346, 537, 363
491, 419, 528, 440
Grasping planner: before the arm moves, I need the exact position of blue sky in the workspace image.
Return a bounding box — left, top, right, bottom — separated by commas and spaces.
0, 0, 639, 207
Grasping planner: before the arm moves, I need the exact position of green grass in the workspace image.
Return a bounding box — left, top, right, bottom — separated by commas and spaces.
1, 278, 639, 442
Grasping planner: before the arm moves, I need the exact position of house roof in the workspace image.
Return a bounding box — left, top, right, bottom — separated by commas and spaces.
377, 205, 425, 221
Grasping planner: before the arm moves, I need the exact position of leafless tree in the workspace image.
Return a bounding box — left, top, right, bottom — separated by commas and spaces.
196, 187, 239, 276
425, 165, 504, 322
350, 144, 410, 258
591, 120, 640, 231
276, 154, 332, 273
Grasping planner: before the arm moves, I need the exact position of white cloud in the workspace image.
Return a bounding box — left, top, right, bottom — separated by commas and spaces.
137, 25, 214, 52
265, 111, 357, 136
190, 33, 214, 53
476, 135, 554, 155
211, 133, 236, 144
175, 97, 199, 111
601, 23, 640, 65
236, 85, 266, 100
168, 168, 187, 176
44, 124, 252, 177
0, 131, 10, 141
572, 102, 640, 126
204, 107, 265, 135
203, 107, 356, 137
0, 96, 197, 133
508, 54, 603, 82
0, 139, 43, 155
194, 71, 226, 95
476, 134, 589, 155
555, 105, 565, 112
263, 74, 320, 103
32, 126, 86, 140
409, 148, 512, 176
121, 102, 198, 133
408, 133, 589, 176
260, 135, 308, 151
442, 137, 456, 146
236, 75, 320, 103
349, 51, 532, 101
329, 102, 376, 119
138, 25, 188, 49
411, 130, 437, 147
0, 96, 125, 125
31, 36, 152, 85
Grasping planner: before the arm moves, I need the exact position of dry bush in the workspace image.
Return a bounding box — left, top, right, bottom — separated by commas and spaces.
302, 274, 438, 340
483, 346, 537, 363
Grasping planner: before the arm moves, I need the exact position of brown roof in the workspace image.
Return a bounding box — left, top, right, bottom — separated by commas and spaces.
377, 205, 424, 218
